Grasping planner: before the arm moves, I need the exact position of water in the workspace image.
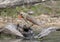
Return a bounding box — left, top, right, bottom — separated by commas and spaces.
0, 31, 60, 42
0, 39, 40, 42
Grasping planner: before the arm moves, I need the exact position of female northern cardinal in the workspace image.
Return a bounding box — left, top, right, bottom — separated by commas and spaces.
18, 12, 41, 26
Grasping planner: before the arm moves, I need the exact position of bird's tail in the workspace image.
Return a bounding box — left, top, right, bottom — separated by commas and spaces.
56, 29, 60, 31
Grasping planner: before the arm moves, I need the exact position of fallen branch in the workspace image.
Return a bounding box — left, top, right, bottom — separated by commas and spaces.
0, 0, 41, 8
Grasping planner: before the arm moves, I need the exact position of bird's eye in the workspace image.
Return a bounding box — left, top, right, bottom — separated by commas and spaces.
20, 14, 22, 15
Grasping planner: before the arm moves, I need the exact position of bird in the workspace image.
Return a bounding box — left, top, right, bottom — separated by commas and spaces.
18, 12, 41, 26
34, 27, 60, 39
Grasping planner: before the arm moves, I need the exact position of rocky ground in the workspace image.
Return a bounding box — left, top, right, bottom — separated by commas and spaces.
32, 14, 60, 32
0, 14, 60, 32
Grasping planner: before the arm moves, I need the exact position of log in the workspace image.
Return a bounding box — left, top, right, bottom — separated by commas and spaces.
0, 0, 41, 8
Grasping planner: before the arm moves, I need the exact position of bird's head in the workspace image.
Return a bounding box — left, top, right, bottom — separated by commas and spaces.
17, 12, 27, 19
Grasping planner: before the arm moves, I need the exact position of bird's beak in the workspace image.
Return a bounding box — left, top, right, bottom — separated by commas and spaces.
18, 15, 23, 19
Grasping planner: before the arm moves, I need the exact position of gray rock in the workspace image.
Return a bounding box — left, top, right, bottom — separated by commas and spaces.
3, 23, 24, 37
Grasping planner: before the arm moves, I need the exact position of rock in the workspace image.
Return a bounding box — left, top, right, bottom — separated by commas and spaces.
3, 23, 24, 37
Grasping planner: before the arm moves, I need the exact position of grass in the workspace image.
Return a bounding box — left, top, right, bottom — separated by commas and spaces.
0, 4, 60, 17
0, 4, 53, 18
0, 1, 60, 17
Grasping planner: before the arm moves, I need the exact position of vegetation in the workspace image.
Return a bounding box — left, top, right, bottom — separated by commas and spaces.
0, 3, 60, 18
0, 33, 16, 39
0, 4, 53, 18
